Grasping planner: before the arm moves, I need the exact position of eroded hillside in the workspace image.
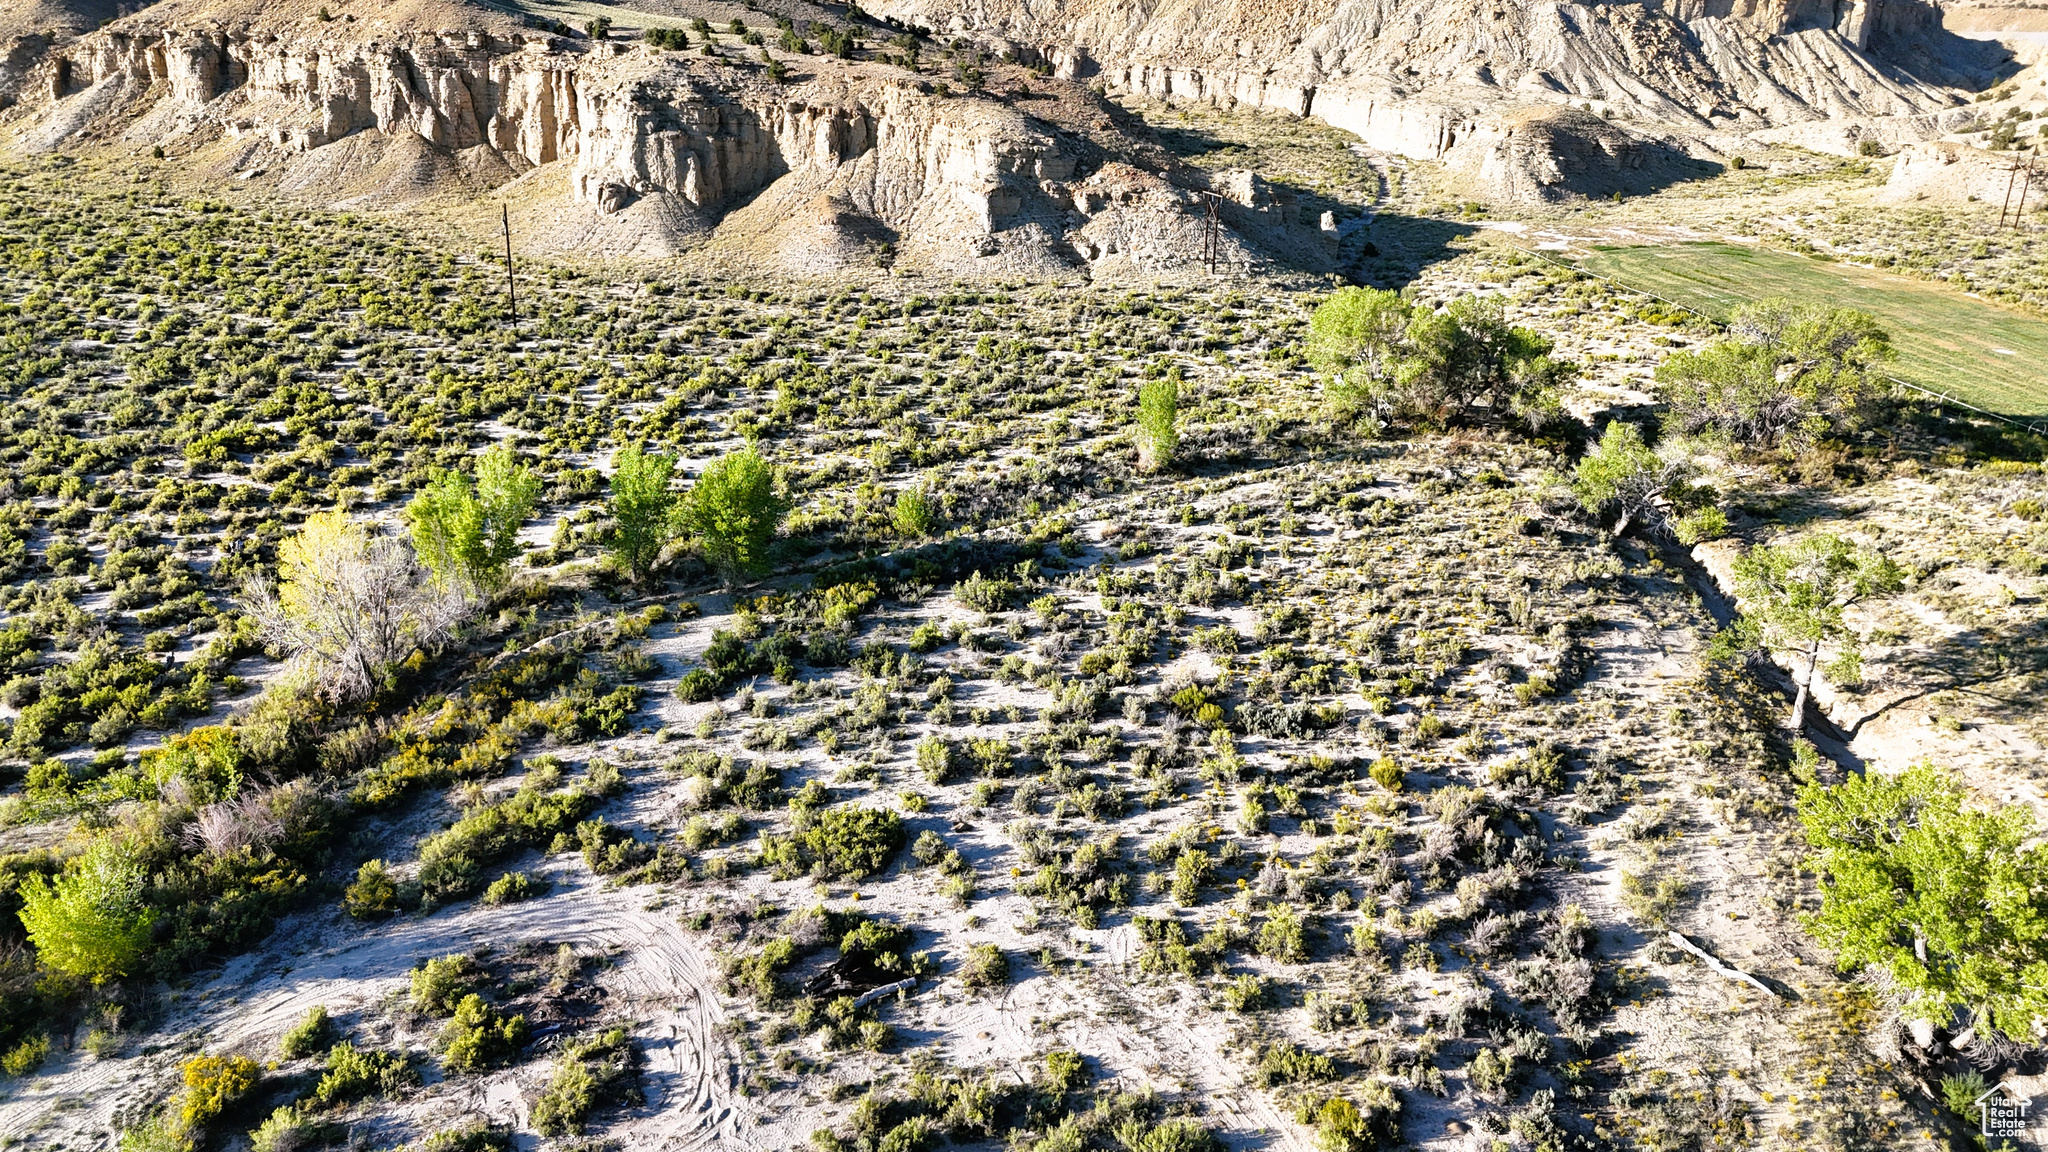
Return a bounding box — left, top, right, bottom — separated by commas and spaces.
1, 157, 2040, 1152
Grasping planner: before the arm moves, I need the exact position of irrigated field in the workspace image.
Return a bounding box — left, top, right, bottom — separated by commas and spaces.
1579, 242, 2048, 419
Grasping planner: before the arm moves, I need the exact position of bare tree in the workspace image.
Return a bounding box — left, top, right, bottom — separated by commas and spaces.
242, 512, 468, 704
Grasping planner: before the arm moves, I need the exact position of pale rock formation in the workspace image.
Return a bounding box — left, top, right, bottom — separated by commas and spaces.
870, 0, 2010, 204
1881, 138, 2046, 206
4, 15, 1320, 272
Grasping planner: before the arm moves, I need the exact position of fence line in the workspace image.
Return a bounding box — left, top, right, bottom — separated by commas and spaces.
1518, 247, 2048, 438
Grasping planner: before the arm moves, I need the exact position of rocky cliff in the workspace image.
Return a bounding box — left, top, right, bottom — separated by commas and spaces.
873, 0, 1997, 145
2, 8, 1323, 273
869, 0, 2012, 202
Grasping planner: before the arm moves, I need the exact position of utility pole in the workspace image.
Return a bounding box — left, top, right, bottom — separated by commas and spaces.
1998, 148, 2037, 230
2012, 148, 2038, 228
501, 204, 518, 322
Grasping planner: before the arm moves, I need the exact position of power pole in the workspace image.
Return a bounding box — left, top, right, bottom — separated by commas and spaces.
1998, 148, 2037, 230
501, 204, 518, 322
2012, 148, 2039, 227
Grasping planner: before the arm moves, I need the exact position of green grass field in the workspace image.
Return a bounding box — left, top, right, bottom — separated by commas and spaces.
1577, 242, 2048, 419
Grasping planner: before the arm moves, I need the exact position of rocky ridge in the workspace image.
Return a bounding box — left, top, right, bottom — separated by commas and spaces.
871, 0, 2015, 200
0, 0, 2025, 268
4, 9, 1334, 272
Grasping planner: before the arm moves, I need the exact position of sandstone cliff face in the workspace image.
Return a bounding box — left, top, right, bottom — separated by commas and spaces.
872, 0, 1994, 158
5, 18, 1304, 272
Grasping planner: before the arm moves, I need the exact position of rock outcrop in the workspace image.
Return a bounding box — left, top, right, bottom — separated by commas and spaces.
869, 0, 2013, 203
2, 9, 1338, 272
874, 0, 1999, 146
1439, 105, 1720, 203
1881, 138, 2046, 206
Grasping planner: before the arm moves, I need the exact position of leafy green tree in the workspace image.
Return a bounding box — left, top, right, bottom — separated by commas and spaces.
1656, 298, 1893, 448
1404, 296, 1569, 428
1306, 288, 1568, 430
1712, 532, 1900, 725
1307, 287, 1423, 428
1571, 421, 1723, 542
18, 840, 156, 981
684, 445, 788, 587
406, 443, 541, 595
1136, 375, 1180, 472
606, 444, 684, 584
1799, 762, 2048, 1042
1711, 532, 1904, 730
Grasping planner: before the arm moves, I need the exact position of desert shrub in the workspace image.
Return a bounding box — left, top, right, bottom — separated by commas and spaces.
417, 1121, 516, 1152
2, 1033, 49, 1076
1294, 1082, 1400, 1152
958, 943, 1009, 991
249, 1102, 341, 1152
530, 1027, 642, 1136
1112, 1118, 1218, 1152
893, 486, 939, 537
179, 1054, 259, 1132
415, 776, 594, 900
310, 1041, 417, 1107
1941, 1070, 1990, 1116
877, 1116, 936, 1152
953, 571, 1016, 613
279, 1005, 335, 1060
1466, 1046, 1516, 1098
1257, 903, 1307, 962
343, 860, 399, 919
1367, 756, 1402, 792
438, 994, 529, 1071
799, 806, 905, 879
915, 736, 955, 783
482, 871, 546, 905
1255, 1042, 1335, 1086
1170, 848, 1214, 905
411, 954, 482, 1016
1041, 1049, 1088, 1093
1222, 974, 1270, 1012
1136, 376, 1179, 471
1489, 741, 1565, 792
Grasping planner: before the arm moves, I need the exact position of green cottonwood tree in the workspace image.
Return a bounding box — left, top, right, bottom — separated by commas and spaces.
18, 840, 155, 981
1306, 288, 1569, 430
606, 444, 684, 584
1571, 421, 1724, 542
1712, 532, 1904, 730
1656, 297, 1893, 448
406, 443, 541, 595
1800, 762, 2048, 1042
684, 445, 787, 587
